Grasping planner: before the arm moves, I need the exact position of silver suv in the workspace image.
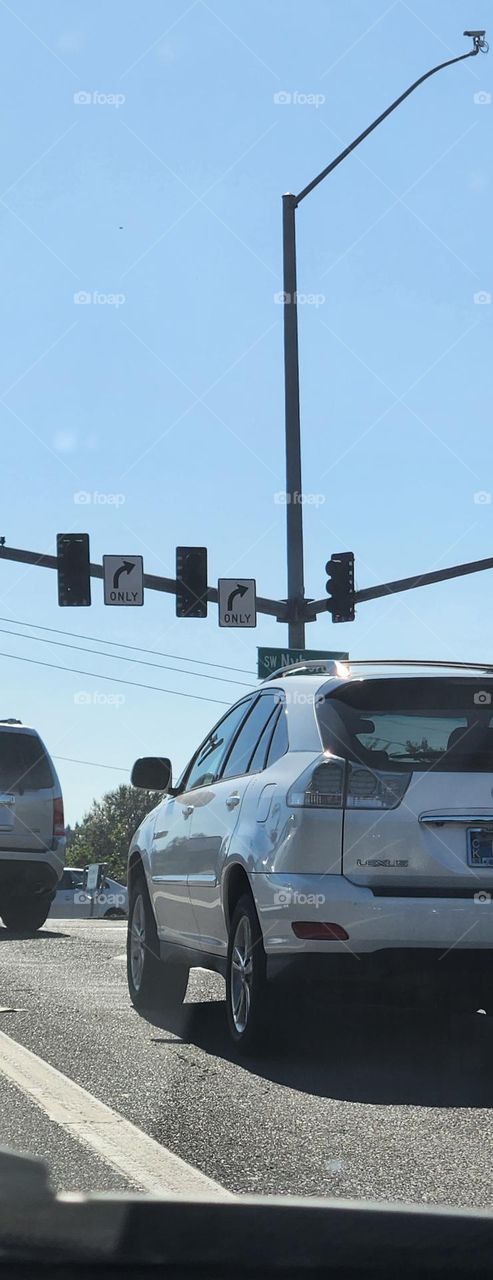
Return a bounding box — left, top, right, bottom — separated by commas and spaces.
0, 721, 65, 932
126, 660, 493, 1051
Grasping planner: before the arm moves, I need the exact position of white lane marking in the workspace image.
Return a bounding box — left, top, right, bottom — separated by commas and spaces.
0, 1029, 231, 1198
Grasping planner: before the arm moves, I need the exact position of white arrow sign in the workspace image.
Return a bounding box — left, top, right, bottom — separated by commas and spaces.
218, 578, 256, 628
103, 555, 144, 606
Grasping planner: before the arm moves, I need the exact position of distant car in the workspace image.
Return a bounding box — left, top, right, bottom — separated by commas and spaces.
49, 867, 128, 919
0, 720, 65, 933
93, 874, 128, 919
127, 659, 493, 1051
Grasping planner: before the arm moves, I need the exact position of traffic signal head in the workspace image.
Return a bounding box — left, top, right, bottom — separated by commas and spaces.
326, 552, 355, 623
57, 534, 91, 606
175, 547, 208, 618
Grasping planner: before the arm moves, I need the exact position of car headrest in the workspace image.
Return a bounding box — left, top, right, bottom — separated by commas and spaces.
447, 727, 469, 752
447, 725, 493, 753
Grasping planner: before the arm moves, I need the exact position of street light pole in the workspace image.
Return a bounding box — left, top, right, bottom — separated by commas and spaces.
282, 31, 487, 649
282, 192, 304, 648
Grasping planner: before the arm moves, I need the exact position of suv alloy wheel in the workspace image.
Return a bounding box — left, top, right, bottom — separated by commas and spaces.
226, 894, 270, 1052
127, 871, 189, 1011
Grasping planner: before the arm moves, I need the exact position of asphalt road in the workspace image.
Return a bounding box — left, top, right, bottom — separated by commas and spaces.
0, 918, 492, 1207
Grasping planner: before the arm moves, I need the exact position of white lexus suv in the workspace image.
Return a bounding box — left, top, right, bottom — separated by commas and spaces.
127, 660, 493, 1050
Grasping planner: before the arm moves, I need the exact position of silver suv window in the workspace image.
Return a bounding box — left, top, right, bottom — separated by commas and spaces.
248, 708, 280, 773
183, 699, 253, 791
0, 731, 53, 792
221, 694, 280, 779
265, 706, 289, 766
317, 678, 493, 773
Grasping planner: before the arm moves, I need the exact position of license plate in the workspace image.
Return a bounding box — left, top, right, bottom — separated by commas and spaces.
467, 827, 493, 867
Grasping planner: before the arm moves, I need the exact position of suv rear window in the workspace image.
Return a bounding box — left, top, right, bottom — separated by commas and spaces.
0, 732, 54, 792
317, 678, 493, 773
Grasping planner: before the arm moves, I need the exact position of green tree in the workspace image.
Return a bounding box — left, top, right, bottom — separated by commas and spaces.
65, 784, 161, 882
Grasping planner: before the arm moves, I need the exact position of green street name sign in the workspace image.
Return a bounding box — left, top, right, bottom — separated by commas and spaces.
257, 647, 349, 679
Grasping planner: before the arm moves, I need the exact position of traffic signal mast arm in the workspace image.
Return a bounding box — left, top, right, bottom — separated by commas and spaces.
310, 553, 493, 619
0, 543, 492, 627
0, 544, 288, 621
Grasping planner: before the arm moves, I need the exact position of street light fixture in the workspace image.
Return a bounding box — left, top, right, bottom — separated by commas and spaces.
463, 31, 488, 51
282, 32, 487, 647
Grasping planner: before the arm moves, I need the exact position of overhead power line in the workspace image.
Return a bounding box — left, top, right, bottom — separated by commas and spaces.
0, 615, 256, 677
53, 755, 128, 773
0, 649, 231, 706
0, 624, 253, 690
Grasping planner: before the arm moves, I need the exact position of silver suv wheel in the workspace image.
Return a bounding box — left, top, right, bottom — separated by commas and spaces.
129, 892, 146, 992
127, 871, 189, 1012
230, 914, 253, 1034
226, 893, 270, 1052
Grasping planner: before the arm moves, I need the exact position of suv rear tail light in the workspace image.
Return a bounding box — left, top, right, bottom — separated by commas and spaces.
287, 755, 411, 810
287, 754, 345, 808
53, 796, 65, 839
346, 764, 410, 809
292, 922, 349, 940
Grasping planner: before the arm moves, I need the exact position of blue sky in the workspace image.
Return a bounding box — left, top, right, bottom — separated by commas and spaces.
0, 0, 491, 824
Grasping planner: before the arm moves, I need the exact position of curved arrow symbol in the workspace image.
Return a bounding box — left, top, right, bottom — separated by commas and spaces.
113, 560, 135, 589
227, 583, 248, 612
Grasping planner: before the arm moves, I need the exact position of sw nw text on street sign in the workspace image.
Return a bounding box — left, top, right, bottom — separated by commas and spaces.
103, 556, 144, 606
218, 578, 256, 628
257, 647, 349, 679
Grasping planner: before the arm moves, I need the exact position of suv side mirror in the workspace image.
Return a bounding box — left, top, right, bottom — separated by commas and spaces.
131, 757, 172, 791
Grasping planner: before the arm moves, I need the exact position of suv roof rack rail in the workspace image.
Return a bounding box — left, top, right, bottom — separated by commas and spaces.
262, 658, 493, 683
262, 660, 350, 681
0, 717, 22, 723
349, 659, 493, 673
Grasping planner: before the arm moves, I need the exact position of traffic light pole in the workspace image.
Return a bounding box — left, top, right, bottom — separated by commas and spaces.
282, 34, 484, 648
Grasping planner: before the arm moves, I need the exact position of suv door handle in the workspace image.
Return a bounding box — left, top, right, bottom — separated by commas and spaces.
226, 793, 240, 810
182, 805, 194, 819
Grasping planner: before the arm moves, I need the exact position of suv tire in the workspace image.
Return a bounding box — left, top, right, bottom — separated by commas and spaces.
127, 870, 189, 1011
1, 894, 52, 933
226, 893, 270, 1053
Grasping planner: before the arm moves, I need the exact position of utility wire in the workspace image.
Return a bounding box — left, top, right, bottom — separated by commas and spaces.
53, 755, 128, 773
0, 615, 256, 677
0, 649, 231, 706
0, 625, 254, 689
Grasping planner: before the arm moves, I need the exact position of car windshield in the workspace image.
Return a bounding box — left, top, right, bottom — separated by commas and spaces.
318, 679, 493, 771
0, 0, 491, 1252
